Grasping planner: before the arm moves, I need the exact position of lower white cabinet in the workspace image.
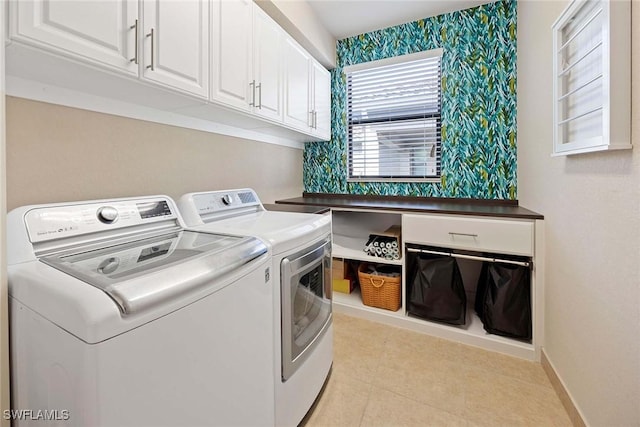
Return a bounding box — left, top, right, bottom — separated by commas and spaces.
331, 209, 544, 361
403, 214, 534, 256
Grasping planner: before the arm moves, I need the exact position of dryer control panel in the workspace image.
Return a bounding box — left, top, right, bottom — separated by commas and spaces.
178, 189, 264, 227
193, 189, 260, 214
24, 197, 178, 243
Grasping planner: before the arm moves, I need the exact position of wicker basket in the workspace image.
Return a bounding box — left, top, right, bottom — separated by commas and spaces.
357, 263, 401, 312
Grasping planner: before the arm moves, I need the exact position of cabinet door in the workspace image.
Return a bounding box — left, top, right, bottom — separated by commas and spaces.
253, 7, 282, 122
211, 0, 253, 111
11, 0, 138, 75
283, 37, 311, 132
311, 61, 331, 140
142, 0, 209, 98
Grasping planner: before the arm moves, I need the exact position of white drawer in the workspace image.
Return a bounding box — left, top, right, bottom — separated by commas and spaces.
402, 214, 534, 256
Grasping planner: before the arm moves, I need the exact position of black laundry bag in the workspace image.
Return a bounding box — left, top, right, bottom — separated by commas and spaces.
477, 263, 532, 340
474, 262, 489, 319
407, 256, 466, 325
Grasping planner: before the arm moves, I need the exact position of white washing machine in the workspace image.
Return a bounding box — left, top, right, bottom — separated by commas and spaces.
7, 195, 275, 427
178, 189, 333, 427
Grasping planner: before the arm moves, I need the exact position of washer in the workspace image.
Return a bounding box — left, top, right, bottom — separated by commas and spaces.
7, 195, 275, 427
178, 189, 333, 427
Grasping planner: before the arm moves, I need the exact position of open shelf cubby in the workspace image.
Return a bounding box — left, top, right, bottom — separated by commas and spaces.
330, 209, 542, 361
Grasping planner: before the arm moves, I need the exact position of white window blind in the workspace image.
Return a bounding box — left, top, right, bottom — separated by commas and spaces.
346, 49, 442, 181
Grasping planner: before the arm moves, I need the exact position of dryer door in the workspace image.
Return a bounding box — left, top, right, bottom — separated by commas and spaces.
281, 237, 332, 381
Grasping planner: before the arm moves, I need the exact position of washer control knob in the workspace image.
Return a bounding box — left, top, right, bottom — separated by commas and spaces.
97, 257, 120, 274
97, 206, 119, 224
222, 194, 233, 206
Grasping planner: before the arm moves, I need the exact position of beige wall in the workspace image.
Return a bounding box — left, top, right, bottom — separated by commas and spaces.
5, 96, 304, 211
517, 1, 639, 425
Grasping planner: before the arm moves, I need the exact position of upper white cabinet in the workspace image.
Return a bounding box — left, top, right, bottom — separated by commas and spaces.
252, 6, 283, 122
10, 0, 209, 98
211, 0, 253, 111
551, 0, 631, 155
283, 38, 311, 132
7, 0, 331, 142
284, 37, 331, 140
9, 0, 139, 75
142, 0, 209, 98
211, 1, 282, 121
310, 61, 331, 140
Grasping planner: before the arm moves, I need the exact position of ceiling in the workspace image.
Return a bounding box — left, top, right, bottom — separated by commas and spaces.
307, 0, 494, 39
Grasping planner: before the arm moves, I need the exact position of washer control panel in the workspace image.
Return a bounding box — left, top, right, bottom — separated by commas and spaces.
97, 206, 119, 224
25, 198, 177, 243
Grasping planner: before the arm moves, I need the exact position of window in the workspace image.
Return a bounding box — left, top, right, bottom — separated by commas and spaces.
551, 0, 631, 155
345, 49, 443, 182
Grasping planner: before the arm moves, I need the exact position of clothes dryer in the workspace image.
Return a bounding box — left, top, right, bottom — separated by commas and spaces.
179, 189, 333, 427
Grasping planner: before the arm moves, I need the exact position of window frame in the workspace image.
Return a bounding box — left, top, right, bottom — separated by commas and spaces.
344, 48, 444, 183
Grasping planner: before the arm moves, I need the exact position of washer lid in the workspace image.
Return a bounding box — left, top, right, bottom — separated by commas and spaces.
40, 230, 267, 314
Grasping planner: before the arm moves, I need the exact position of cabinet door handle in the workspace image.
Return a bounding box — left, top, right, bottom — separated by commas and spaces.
249, 80, 256, 106
448, 232, 478, 238
256, 83, 262, 109
310, 110, 316, 129
129, 19, 138, 64
314, 110, 318, 129
308, 111, 313, 127
146, 28, 154, 70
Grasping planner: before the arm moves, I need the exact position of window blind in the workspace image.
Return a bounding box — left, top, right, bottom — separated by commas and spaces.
346, 50, 442, 181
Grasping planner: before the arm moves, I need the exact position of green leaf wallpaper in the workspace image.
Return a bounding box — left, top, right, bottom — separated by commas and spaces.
303, 0, 517, 199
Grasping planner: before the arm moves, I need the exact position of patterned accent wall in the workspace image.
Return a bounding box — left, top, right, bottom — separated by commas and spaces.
303, 0, 517, 199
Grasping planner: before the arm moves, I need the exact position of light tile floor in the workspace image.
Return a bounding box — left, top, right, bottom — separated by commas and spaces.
304, 313, 571, 427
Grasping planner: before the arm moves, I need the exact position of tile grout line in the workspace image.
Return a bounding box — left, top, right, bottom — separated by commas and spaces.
357, 328, 392, 427
332, 314, 570, 426
360, 327, 470, 424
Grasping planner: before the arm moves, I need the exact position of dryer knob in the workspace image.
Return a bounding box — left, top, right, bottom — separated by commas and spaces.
97, 206, 119, 223
222, 194, 233, 206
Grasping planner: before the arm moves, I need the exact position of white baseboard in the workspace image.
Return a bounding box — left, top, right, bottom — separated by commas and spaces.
541, 348, 588, 427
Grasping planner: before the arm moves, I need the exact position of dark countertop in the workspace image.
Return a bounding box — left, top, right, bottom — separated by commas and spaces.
263, 203, 330, 214
275, 194, 543, 220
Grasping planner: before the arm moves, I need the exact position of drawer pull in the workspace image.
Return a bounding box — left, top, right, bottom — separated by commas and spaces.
448, 232, 478, 238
